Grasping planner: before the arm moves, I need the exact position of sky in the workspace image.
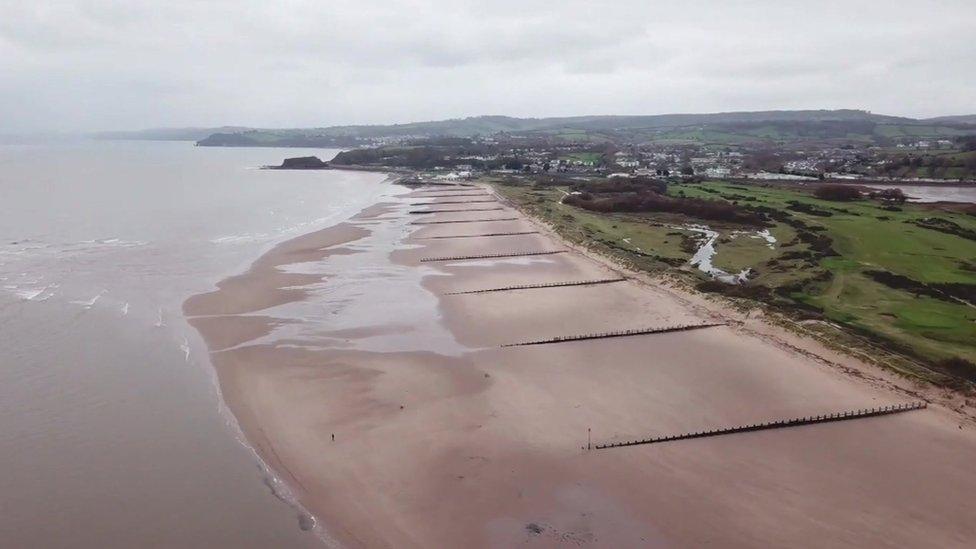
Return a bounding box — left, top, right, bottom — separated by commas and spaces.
1, 0, 974, 133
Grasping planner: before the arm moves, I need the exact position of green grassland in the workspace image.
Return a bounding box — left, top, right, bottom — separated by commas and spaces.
493, 177, 976, 385
874, 124, 973, 139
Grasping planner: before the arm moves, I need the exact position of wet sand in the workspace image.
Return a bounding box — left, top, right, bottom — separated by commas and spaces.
185, 183, 976, 548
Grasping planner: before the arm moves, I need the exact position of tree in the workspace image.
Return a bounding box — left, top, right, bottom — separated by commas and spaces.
965, 154, 976, 171
956, 135, 976, 152
875, 188, 907, 204
681, 164, 694, 176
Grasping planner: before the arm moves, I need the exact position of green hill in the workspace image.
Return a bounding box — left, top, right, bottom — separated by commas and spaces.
109, 110, 976, 147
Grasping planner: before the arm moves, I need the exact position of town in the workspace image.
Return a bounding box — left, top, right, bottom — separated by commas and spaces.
322, 123, 976, 184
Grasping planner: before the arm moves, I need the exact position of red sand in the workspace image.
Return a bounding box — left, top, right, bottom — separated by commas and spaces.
185, 185, 976, 548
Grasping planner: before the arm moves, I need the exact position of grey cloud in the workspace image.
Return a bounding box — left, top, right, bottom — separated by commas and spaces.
0, 0, 973, 132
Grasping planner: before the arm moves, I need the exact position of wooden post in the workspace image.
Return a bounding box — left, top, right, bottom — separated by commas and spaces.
588, 428, 592, 451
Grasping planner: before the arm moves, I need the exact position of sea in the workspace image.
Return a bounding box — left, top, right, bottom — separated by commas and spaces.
0, 140, 393, 548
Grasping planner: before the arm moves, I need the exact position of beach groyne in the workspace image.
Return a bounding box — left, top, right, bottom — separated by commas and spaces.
409, 199, 498, 206
411, 217, 519, 225
408, 207, 505, 214
593, 401, 927, 450
502, 323, 724, 347
420, 250, 565, 262
416, 231, 540, 240
413, 193, 492, 198
446, 278, 627, 295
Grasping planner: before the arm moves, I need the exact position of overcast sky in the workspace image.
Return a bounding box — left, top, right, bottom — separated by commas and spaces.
2, 0, 974, 132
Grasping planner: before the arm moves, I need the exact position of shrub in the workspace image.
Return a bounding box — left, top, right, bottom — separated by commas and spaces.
870, 188, 907, 204
563, 192, 765, 226
574, 176, 668, 195
938, 357, 976, 383
814, 184, 861, 201
787, 200, 833, 217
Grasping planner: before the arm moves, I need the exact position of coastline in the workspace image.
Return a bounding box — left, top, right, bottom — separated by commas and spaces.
492, 186, 976, 417
185, 180, 976, 547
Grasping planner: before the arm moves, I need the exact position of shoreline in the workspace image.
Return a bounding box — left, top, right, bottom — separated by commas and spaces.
492, 185, 976, 418
183, 209, 395, 547
185, 181, 976, 547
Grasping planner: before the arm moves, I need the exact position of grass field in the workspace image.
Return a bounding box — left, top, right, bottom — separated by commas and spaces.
559, 152, 602, 165
493, 177, 976, 384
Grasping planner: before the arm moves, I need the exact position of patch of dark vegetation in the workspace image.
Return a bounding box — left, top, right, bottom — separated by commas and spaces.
746, 205, 837, 258
786, 200, 833, 217
697, 280, 772, 300
272, 156, 328, 169
795, 229, 838, 257
679, 234, 700, 254
564, 192, 766, 226
332, 139, 507, 169
881, 205, 903, 211
780, 250, 817, 261
572, 175, 668, 195
938, 357, 976, 383
748, 204, 790, 223
876, 215, 890, 221
931, 283, 976, 304
530, 175, 578, 188
813, 184, 862, 201
960, 260, 976, 273
697, 278, 827, 320
864, 270, 976, 305
867, 188, 907, 204
910, 217, 976, 241
657, 256, 686, 267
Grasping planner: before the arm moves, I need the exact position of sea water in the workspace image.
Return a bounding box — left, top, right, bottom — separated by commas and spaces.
0, 139, 392, 548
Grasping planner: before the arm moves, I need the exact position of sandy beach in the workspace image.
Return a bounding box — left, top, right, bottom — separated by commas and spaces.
185, 181, 976, 548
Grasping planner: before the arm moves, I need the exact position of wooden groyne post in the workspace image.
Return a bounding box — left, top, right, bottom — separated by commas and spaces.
409, 199, 498, 206
445, 278, 627, 295
411, 217, 519, 225
502, 323, 724, 347
416, 231, 540, 240
592, 402, 927, 450
408, 207, 504, 215
420, 250, 565, 262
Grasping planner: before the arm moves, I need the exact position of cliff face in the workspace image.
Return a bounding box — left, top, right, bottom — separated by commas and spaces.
277, 156, 328, 169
